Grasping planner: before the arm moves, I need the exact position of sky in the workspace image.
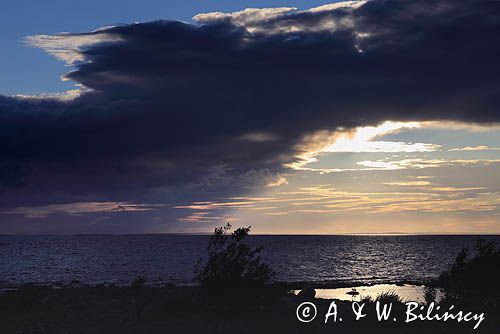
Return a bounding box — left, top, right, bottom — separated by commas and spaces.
0, 0, 333, 95
0, 0, 499, 234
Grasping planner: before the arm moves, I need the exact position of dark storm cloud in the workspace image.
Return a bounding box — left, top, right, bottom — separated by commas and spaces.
0, 0, 499, 229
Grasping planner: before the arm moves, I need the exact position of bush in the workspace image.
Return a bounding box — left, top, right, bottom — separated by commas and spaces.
360, 295, 374, 303
194, 223, 274, 304
423, 286, 437, 305
438, 239, 500, 308
375, 291, 402, 304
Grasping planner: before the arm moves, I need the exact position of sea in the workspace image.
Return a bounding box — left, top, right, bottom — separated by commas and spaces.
1, 235, 499, 288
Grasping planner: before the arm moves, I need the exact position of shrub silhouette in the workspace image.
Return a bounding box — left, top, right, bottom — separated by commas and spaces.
194, 223, 274, 304
375, 291, 402, 304
439, 239, 500, 309
131, 275, 146, 288
360, 295, 374, 303
423, 286, 437, 305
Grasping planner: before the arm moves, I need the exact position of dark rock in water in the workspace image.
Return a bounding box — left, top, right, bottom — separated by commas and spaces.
297, 287, 316, 300
68, 280, 84, 288
164, 282, 177, 289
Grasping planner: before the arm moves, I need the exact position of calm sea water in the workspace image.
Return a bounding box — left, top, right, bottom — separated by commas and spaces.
0, 235, 498, 287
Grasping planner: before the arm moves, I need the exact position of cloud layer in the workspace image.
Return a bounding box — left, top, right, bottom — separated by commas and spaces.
1, 0, 499, 231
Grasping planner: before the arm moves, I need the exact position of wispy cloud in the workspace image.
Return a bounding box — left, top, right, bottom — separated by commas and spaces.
25, 31, 122, 66
288, 122, 441, 172
178, 211, 239, 223
267, 175, 289, 187
12, 88, 88, 101
3, 202, 164, 218
175, 180, 499, 222
421, 121, 500, 133
449, 145, 500, 151
174, 201, 256, 210
383, 181, 433, 186
356, 158, 500, 171
324, 122, 440, 153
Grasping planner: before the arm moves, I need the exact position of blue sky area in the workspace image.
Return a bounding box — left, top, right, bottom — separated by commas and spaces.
0, 0, 333, 95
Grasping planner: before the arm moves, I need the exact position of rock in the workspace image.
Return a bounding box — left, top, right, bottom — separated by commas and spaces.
297, 287, 316, 300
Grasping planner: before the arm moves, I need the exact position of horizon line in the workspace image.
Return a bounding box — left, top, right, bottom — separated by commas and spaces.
1, 232, 499, 237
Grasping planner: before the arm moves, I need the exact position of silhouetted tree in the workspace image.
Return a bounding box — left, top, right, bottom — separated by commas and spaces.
194, 223, 274, 304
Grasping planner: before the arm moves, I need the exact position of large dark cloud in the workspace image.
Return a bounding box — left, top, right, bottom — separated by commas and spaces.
0, 0, 499, 231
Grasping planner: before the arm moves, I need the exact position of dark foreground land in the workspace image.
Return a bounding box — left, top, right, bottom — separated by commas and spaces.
0, 284, 497, 334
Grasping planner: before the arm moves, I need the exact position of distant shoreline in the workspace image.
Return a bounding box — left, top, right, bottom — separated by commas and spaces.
1, 233, 499, 236
0, 279, 431, 291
